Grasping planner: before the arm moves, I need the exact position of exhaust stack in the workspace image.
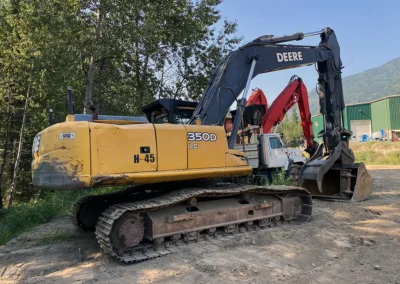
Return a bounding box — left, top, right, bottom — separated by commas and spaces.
67, 86, 73, 115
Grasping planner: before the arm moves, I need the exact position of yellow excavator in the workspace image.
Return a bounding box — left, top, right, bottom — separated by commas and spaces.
31, 27, 372, 263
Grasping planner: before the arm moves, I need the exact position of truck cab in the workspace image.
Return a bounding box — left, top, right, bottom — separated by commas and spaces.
234, 132, 306, 171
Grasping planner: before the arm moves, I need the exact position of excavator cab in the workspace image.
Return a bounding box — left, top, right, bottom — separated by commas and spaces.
141, 99, 198, 125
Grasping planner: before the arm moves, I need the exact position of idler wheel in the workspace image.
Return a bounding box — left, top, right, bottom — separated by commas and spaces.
110, 213, 144, 251
74, 198, 107, 232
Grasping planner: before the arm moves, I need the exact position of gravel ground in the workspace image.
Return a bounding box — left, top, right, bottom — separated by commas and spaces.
1, 166, 399, 284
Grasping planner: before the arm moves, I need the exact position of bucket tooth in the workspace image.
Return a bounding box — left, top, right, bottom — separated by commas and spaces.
350, 162, 373, 202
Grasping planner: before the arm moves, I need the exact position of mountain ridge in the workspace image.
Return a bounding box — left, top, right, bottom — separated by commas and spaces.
308, 57, 400, 114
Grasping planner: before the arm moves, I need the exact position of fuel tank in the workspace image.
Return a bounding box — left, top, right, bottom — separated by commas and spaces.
31, 122, 252, 190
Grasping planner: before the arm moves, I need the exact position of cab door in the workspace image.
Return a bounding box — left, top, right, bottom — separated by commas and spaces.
267, 136, 288, 168
184, 125, 226, 170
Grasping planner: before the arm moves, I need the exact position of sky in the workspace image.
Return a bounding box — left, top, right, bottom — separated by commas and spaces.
214, 0, 400, 104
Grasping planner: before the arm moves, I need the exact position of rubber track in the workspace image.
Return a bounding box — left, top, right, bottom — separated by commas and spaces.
71, 195, 100, 229
95, 184, 312, 264
71, 186, 140, 231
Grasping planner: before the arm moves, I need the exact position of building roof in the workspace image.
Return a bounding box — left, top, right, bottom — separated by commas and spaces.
346, 94, 400, 106
311, 94, 400, 117
368, 94, 400, 104
344, 101, 371, 107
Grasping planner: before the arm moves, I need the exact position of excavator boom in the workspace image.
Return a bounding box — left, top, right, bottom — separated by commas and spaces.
189, 27, 372, 201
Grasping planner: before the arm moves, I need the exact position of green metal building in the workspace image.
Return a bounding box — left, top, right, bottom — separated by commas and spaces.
311, 95, 400, 142
311, 113, 324, 142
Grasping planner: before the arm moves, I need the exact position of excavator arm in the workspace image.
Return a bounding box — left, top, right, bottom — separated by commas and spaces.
254, 76, 316, 154
189, 28, 348, 153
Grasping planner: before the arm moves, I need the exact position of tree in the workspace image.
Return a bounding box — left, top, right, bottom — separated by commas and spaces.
276, 109, 304, 147
76, 0, 242, 115
291, 107, 299, 123
0, 0, 242, 206
6, 62, 32, 207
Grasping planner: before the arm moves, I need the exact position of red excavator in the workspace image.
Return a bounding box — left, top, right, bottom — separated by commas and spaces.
226, 75, 318, 156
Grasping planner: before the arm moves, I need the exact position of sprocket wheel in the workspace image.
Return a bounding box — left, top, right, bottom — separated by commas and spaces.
110, 212, 145, 252
72, 197, 108, 232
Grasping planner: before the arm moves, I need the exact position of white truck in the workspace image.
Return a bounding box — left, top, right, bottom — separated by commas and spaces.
233, 132, 306, 183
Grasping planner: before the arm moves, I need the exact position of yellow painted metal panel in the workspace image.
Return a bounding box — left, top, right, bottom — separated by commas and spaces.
154, 124, 187, 171
184, 125, 227, 169
226, 149, 246, 157
90, 123, 157, 175
32, 121, 253, 191
90, 166, 252, 187
225, 153, 249, 167
31, 121, 91, 189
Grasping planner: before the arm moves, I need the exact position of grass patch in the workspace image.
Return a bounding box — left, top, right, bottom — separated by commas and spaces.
0, 187, 116, 245
354, 150, 400, 165
242, 169, 293, 186
268, 169, 293, 186
350, 141, 400, 152
351, 142, 400, 165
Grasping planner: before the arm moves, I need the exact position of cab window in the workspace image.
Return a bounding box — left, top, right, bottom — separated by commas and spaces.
269, 137, 283, 149
172, 109, 193, 124
152, 113, 168, 123
150, 108, 194, 124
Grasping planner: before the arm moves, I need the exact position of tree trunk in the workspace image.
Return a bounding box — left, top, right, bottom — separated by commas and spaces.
134, 15, 143, 108
84, 55, 96, 114
0, 88, 13, 209
0, 118, 12, 209
84, 6, 102, 114
96, 58, 106, 113
6, 72, 31, 208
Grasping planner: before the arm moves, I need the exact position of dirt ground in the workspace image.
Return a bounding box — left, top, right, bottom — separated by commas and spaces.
1, 166, 400, 284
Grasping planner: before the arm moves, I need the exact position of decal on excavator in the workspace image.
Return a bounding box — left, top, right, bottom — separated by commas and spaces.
59, 132, 75, 140
133, 154, 155, 163
276, 52, 303, 62
188, 143, 198, 149
187, 132, 217, 142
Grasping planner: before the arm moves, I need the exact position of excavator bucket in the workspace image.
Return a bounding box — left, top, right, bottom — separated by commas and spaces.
299, 142, 373, 201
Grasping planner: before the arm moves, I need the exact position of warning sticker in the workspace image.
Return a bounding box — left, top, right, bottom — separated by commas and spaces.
59, 132, 75, 140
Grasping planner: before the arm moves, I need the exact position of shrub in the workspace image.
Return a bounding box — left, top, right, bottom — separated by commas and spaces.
0, 188, 115, 245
